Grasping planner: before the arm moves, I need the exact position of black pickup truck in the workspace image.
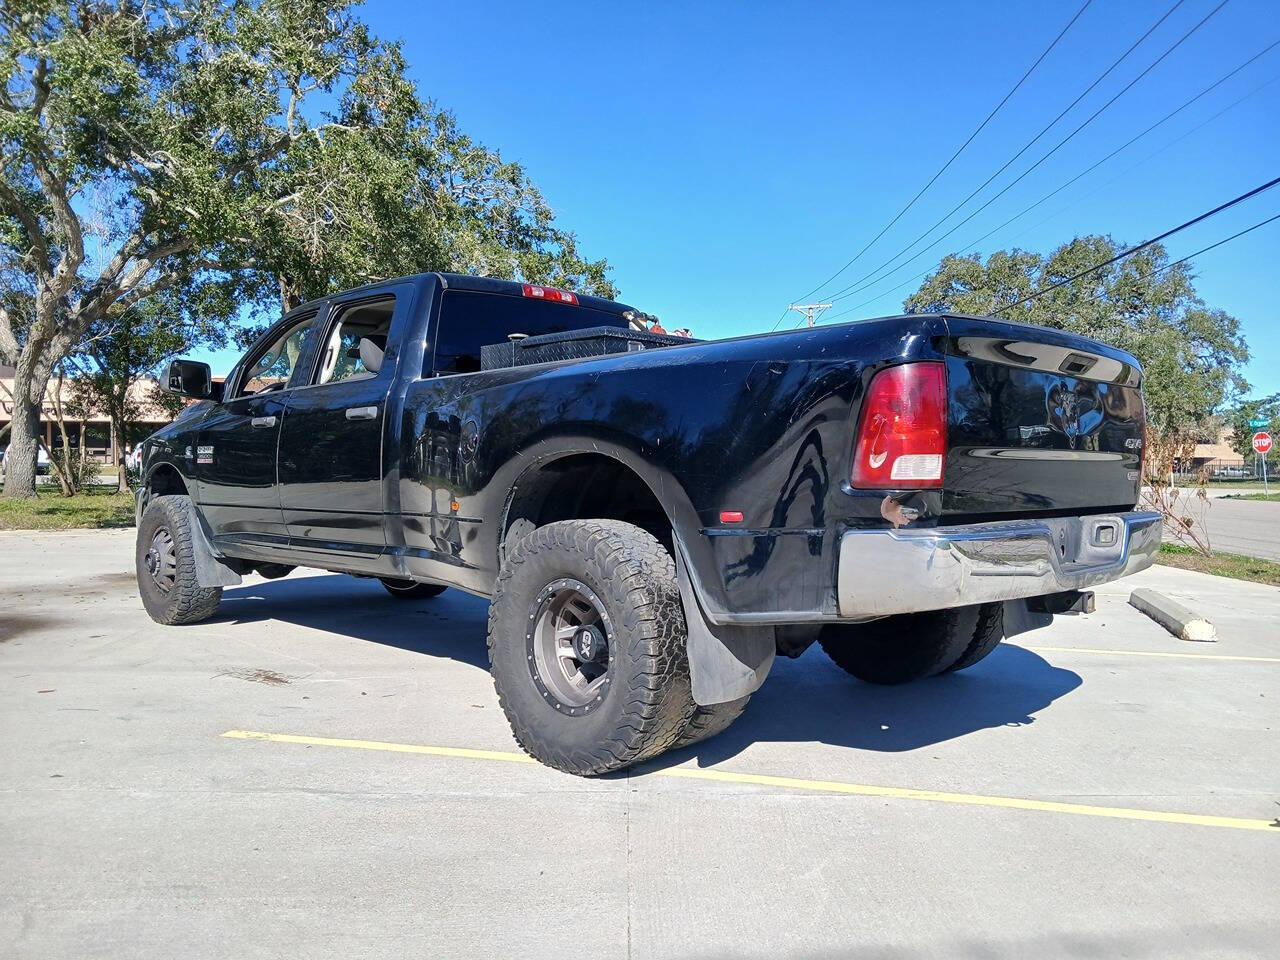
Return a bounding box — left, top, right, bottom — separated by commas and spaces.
136, 272, 1160, 774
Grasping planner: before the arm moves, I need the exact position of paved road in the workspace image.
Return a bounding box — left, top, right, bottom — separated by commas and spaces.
1164, 495, 1280, 560
2, 530, 1278, 959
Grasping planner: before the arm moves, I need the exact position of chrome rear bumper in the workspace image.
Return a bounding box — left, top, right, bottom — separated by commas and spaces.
837, 510, 1161, 618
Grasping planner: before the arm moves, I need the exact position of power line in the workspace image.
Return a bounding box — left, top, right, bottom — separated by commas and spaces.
822, 0, 1225, 305
833, 33, 1276, 306
993, 176, 1280, 315
1007, 72, 1279, 244
826, 194, 1280, 328
768, 0, 1095, 333
817, 44, 1280, 321
789, 0, 1094, 305
1075, 210, 1280, 301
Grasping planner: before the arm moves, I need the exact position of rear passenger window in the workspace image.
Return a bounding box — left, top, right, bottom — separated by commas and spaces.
312, 297, 396, 386
431, 290, 623, 375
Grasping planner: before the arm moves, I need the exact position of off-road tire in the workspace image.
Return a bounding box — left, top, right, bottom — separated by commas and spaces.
944, 602, 1005, 673
818, 604, 985, 685
673, 696, 751, 749
379, 578, 448, 600
487, 519, 695, 776
136, 495, 223, 626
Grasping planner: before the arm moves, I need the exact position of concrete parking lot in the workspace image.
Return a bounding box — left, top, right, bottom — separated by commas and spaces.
2, 529, 1277, 959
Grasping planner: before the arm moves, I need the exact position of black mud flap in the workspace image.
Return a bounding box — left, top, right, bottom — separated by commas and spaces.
189, 505, 243, 589
674, 547, 774, 707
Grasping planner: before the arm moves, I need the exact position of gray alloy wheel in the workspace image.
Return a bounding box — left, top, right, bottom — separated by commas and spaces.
527, 578, 614, 716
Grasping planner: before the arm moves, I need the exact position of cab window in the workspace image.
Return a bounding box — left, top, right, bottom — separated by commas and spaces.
311, 297, 396, 386
236, 313, 317, 398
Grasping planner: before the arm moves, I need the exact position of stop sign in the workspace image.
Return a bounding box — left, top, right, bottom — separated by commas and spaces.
1254, 432, 1273, 454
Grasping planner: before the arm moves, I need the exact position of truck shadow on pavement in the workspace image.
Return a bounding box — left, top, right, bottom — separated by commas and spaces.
215, 575, 494, 670
659, 642, 1082, 769
216, 574, 1083, 763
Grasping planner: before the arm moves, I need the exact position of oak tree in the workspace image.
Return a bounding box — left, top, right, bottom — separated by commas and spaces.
1, 0, 614, 497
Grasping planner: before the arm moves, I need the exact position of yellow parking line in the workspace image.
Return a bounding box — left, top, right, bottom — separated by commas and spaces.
221, 730, 1278, 833
1022, 645, 1280, 663
223, 730, 538, 765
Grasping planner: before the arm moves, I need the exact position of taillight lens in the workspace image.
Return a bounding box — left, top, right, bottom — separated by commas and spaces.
851, 362, 947, 488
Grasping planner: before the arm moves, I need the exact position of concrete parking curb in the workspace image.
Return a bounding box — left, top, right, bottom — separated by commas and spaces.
1129, 588, 1218, 642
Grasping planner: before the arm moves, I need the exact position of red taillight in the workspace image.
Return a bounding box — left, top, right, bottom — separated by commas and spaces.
522, 283, 578, 305
850, 362, 947, 489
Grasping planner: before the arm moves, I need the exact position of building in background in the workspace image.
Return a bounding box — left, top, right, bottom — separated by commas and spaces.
1186, 425, 1247, 477
0, 364, 174, 466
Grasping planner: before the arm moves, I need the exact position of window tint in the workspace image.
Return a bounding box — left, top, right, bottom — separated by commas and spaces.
312, 297, 396, 386
432, 290, 623, 375
237, 314, 316, 398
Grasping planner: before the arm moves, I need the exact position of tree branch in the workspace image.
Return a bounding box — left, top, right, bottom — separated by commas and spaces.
0, 179, 50, 276
0, 304, 18, 364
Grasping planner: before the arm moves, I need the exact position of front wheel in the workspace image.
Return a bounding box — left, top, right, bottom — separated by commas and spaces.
135, 495, 222, 625
379, 578, 448, 600
486, 519, 695, 776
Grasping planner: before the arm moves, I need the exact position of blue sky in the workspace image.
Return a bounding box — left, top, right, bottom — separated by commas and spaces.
209, 0, 1280, 398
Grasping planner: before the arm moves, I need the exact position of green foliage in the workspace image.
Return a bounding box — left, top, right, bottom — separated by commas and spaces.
1157, 542, 1280, 588
46, 440, 95, 492
2, 0, 615, 495
904, 237, 1250, 439
1223, 393, 1279, 465
67, 291, 227, 485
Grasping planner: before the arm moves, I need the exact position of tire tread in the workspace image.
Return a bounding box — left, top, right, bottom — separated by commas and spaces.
136, 495, 222, 626
487, 519, 695, 776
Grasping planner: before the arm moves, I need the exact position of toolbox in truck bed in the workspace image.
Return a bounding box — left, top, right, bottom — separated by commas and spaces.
480, 325, 693, 370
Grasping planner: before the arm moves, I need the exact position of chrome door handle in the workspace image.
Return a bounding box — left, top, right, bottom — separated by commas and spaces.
250, 415, 277, 428
345, 406, 379, 421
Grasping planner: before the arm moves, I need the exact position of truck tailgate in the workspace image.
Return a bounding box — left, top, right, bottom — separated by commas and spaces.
939, 316, 1144, 520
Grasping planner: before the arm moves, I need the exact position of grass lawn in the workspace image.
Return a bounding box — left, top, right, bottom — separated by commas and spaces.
1156, 543, 1280, 588
1220, 492, 1280, 502
1170, 480, 1269, 489
0, 486, 135, 531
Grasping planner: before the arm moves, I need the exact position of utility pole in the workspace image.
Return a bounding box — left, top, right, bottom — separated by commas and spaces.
787, 303, 833, 328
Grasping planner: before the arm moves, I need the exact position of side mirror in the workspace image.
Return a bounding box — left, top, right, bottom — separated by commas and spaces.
161, 359, 220, 401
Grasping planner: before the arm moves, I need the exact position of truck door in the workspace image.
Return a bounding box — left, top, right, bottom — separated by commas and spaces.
277, 287, 410, 553
197, 310, 319, 543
